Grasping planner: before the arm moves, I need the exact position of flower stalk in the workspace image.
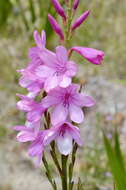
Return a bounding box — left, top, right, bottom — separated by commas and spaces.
13, 0, 104, 190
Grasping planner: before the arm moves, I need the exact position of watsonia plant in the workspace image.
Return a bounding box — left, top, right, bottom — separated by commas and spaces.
13, 0, 104, 189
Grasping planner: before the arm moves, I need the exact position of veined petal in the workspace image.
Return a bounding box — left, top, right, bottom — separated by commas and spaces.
42, 95, 60, 108
56, 46, 68, 64
69, 104, 84, 123
57, 132, 73, 155
35, 65, 54, 78
69, 125, 83, 146
73, 94, 95, 107
66, 61, 77, 77
51, 104, 68, 125
17, 131, 35, 142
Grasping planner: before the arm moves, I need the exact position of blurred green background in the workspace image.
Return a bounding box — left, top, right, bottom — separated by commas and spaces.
0, 0, 126, 190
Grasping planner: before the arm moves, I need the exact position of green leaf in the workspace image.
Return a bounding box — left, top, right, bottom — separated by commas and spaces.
114, 131, 126, 174
103, 133, 126, 190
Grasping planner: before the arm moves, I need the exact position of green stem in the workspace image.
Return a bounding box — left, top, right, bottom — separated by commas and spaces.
61, 155, 68, 190
69, 143, 78, 190
42, 154, 57, 190
50, 142, 62, 177
65, 0, 74, 47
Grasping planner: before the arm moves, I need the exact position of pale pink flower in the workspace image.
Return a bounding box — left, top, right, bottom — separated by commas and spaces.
16, 94, 45, 122
35, 46, 77, 92
70, 46, 105, 65
42, 84, 95, 125
14, 121, 40, 142
47, 122, 82, 155
16, 121, 82, 165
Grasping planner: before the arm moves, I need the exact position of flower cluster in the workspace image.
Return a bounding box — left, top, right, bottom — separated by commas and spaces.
14, 0, 104, 166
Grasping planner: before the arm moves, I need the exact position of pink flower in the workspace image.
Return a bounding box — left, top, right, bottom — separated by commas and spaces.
71, 10, 90, 31
28, 129, 56, 165
14, 121, 40, 142
48, 14, 64, 40
52, 0, 66, 20
18, 121, 82, 165
35, 46, 77, 92
19, 31, 47, 94
18, 64, 44, 95
16, 94, 45, 122
48, 122, 82, 155
42, 84, 95, 125
70, 46, 105, 65
29, 30, 46, 63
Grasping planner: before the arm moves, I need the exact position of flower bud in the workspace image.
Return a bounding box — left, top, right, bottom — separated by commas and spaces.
71, 10, 90, 31
52, 0, 66, 20
73, 0, 80, 10
70, 46, 105, 65
48, 14, 64, 40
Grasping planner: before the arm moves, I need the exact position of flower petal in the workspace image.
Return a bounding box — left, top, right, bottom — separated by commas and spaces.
42, 95, 60, 108
69, 104, 84, 123
34, 30, 42, 48
73, 94, 95, 107
51, 104, 68, 125
57, 132, 72, 155
17, 131, 35, 142
66, 61, 77, 77
59, 76, 71, 88
35, 65, 54, 78
44, 76, 59, 92
41, 30, 46, 48
56, 46, 68, 64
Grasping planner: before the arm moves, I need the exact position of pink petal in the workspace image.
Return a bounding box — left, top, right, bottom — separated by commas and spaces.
57, 132, 73, 155
43, 130, 58, 146
19, 76, 32, 88
41, 30, 46, 48
73, 94, 95, 107
51, 104, 68, 125
39, 49, 57, 67
42, 95, 60, 108
59, 76, 71, 88
17, 131, 35, 142
56, 46, 68, 64
44, 76, 59, 92
69, 104, 84, 123
35, 65, 54, 78
66, 61, 78, 77
69, 125, 82, 146
28, 143, 43, 157
34, 30, 42, 49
